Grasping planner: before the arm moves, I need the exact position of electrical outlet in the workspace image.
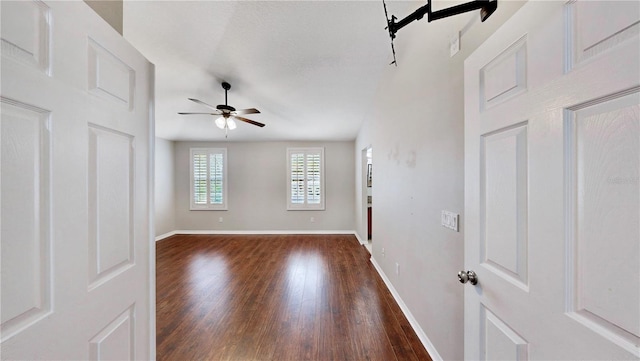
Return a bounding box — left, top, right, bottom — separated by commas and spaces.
382, 247, 385, 257
395, 262, 400, 275
310, 217, 315, 223
218, 217, 223, 223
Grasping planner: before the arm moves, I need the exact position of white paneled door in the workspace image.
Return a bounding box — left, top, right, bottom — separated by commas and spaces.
1, 1, 154, 359
465, 1, 639, 360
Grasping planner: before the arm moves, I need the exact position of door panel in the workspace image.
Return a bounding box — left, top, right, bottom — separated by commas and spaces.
565, 90, 640, 351
89, 305, 136, 361
567, 1, 640, 70
0, 98, 52, 340
481, 123, 529, 288
481, 306, 528, 361
1, 1, 154, 359
88, 38, 136, 109
88, 124, 136, 290
480, 36, 527, 110
465, 1, 639, 359
0, 0, 51, 73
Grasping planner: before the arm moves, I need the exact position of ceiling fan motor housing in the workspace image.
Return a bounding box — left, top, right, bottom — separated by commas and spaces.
216, 104, 236, 112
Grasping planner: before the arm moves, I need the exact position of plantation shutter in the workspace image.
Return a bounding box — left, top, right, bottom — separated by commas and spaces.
209, 153, 224, 204
193, 152, 208, 205
291, 153, 305, 204
190, 148, 227, 210
287, 148, 324, 210
306, 153, 321, 204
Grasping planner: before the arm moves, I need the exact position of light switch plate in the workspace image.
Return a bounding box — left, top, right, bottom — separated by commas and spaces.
441, 211, 459, 231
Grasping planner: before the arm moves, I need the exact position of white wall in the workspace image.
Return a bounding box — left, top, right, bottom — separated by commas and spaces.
354, 1, 526, 360
174, 141, 355, 232
155, 138, 175, 237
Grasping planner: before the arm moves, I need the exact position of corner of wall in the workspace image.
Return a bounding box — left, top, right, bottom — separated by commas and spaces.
84, 0, 123, 35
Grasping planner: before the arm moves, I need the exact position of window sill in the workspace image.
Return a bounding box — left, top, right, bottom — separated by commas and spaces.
287, 206, 325, 211
190, 207, 228, 211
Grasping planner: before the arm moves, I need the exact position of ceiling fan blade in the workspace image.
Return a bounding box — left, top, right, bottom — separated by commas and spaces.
188, 98, 219, 111
234, 108, 260, 115
233, 116, 265, 128
178, 112, 222, 115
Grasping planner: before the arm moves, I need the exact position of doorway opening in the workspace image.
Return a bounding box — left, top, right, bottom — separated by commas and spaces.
362, 146, 372, 253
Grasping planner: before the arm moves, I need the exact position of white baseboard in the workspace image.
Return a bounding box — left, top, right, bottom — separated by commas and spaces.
156, 229, 359, 239
370, 256, 443, 361
353, 232, 365, 245
155, 231, 177, 242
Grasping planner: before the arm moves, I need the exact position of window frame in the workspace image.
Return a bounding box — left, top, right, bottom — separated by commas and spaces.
286, 147, 325, 210
190, 147, 228, 210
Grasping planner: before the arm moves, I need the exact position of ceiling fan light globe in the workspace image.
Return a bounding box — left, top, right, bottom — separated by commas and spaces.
215, 117, 226, 129
227, 118, 237, 130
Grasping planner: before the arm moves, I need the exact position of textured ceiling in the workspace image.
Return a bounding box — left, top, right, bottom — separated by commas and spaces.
123, 1, 415, 141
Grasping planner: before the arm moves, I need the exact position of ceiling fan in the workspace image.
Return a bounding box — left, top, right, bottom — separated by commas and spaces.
178, 82, 265, 137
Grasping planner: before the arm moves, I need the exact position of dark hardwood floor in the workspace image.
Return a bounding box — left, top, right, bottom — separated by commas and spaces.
156, 234, 432, 361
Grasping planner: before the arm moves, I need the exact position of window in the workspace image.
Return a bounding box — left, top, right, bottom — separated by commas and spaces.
287, 147, 325, 210
190, 148, 227, 210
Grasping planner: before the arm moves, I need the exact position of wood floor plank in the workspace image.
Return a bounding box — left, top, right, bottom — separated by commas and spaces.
156, 234, 432, 360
